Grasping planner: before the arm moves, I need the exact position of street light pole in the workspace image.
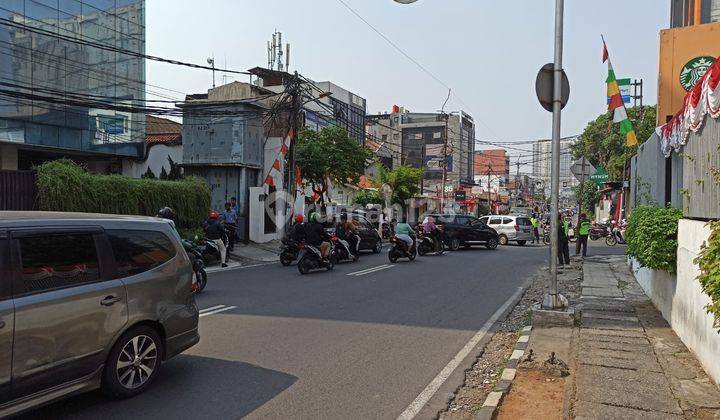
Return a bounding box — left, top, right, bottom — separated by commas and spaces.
543, 0, 567, 310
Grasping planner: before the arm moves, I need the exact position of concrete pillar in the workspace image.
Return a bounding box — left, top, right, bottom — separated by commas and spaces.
0, 145, 18, 170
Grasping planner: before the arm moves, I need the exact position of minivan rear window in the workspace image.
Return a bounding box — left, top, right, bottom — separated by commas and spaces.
18, 234, 100, 293
107, 230, 176, 278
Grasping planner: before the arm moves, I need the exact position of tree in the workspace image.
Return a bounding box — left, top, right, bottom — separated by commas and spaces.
573, 179, 600, 214
374, 164, 424, 209
295, 126, 373, 204
353, 189, 382, 207
571, 106, 656, 181
141, 167, 156, 179
167, 156, 183, 180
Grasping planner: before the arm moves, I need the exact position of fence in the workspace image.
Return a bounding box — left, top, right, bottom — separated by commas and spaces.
680, 118, 720, 219
0, 170, 37, 211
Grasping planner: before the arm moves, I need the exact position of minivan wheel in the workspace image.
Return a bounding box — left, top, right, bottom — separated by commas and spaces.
103, 325, 162, 398
498, 235, 508, 246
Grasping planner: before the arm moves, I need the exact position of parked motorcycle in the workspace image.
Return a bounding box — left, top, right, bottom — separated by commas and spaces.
417, 230, 444, 256
388, 235, 417, 263
298, 243, 336, 274
280, 237, 302, 266
605, 222, 627, 246
183, 239, 208, 293
589, 223, 611, 241
331, 235, 359, 263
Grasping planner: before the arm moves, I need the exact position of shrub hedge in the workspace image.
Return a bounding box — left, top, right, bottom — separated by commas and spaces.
625, 205, 683, 273
694, 221, 720, 331
36, 159, 210, 229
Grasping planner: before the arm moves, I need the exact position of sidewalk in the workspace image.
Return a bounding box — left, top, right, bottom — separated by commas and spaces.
227, 240, 280, 263
494, 255, 720, 419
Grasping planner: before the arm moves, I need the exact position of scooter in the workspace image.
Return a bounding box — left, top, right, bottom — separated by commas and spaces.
417, 230, 444, 256
298, 243, 336, 274
388, 235, 417, 263
196, 238, 223, 266
381, 223, 394, 240
183, 239, 208, 293
280, 237, 302, 266
589, 223, 611, 241
331, 235, 359, 263
606, 224, 627, 246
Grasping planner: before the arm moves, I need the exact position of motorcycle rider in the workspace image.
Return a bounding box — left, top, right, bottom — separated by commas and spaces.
305, 212, 331, 261
394, 219, 416, 252
576, 212, 590, 257
204, 210, 228, 268
336, 212, 360, 258
290, 214, 306, 243
422, 216, 442, 252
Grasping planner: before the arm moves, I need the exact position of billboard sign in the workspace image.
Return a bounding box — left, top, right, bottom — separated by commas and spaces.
606, 78, 631, 104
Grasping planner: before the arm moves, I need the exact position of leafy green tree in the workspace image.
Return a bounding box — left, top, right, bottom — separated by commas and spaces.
375, 164, 424, 209
295, 126, 373, 204
353, 189, 382, 207
571, 106, 656, 181
573, 179, 600, 214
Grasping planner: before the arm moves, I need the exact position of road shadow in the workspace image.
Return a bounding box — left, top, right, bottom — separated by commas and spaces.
16, 355, 297, 420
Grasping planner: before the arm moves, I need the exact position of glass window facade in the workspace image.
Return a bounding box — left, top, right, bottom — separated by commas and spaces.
0, 0, 145, 157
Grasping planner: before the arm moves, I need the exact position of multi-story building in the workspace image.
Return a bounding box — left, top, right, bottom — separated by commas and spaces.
365, 106, 475, 199
473, 149, 509, 189
0, 0, 145, 172
531, 136, 579, 198
670, 0, 720, 27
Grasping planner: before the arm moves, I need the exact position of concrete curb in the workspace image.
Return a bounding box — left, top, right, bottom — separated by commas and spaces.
474, 325, 533, 420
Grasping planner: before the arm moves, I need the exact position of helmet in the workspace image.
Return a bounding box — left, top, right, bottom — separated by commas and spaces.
309, 212, 319, 223
209, 210, 219, 219
295, 214, 304, 223
157, 206, 175, 221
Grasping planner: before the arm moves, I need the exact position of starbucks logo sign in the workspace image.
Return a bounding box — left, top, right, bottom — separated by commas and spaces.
680, 56, 716, 91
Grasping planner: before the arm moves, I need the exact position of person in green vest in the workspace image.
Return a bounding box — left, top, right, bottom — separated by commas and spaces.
576, 212, 591, 257
530, 215, 540, 244
557, 213, 570, 267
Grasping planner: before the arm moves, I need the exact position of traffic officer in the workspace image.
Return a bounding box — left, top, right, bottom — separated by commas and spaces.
576, 212, 591, 257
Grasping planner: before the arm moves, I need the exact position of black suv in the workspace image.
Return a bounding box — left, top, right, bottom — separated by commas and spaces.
423, 214, 499, 251
325, 213, 383, 254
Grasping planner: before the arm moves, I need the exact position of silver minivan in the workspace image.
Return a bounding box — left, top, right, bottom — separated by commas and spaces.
478, 215, 534, 245
0, 212, 199, 417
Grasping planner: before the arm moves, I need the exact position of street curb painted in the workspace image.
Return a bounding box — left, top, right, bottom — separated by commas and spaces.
474, 325, 533, 420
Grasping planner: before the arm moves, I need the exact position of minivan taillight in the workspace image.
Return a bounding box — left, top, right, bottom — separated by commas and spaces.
514, 224, 520, 231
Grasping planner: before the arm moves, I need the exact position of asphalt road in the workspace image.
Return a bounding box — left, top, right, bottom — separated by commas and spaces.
20, 240, 625, 420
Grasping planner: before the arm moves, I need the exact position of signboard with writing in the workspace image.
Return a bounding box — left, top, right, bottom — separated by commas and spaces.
590, 167, 609, 186
607, 78, 632, 104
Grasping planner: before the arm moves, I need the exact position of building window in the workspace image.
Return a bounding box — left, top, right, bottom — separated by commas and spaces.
433, 131, 442, 139
414, 133, 423, 140
382, 134, 388, 141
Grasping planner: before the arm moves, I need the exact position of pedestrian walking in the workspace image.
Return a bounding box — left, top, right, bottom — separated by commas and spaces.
530, 215, 540, 244
557, 213, 570, 267
222, 202, 237, 252
576, 212, 590, 257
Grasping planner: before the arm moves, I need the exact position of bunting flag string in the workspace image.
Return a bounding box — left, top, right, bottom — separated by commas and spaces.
263, 131, 292, 192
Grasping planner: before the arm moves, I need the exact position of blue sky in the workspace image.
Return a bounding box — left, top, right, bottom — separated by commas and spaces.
147, 0, 669, 150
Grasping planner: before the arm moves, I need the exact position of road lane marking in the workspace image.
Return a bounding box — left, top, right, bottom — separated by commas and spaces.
346, 264, 395, 276
199, 305, 226, 314
396, 286, 525, 420
199, 305, 237, 317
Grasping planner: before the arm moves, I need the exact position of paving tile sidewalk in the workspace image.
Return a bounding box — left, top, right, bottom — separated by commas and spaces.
573, 256, 720, 419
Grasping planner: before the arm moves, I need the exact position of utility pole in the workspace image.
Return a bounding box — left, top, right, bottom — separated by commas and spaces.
577, 157, 587, 216
286, 72, 301, 231
439, 88, 451, 212
515, 160, 521, 208
544, 0, 566, 310
487, 163, 493, 215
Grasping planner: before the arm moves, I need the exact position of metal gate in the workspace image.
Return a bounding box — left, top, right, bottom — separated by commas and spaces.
0, 170, 37, 210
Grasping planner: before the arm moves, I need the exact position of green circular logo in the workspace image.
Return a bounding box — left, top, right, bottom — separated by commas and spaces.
680, 56, 716, 91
